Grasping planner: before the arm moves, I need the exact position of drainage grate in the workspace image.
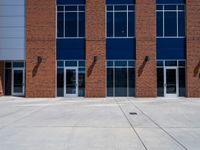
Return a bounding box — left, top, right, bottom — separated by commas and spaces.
129, 112, 137, 115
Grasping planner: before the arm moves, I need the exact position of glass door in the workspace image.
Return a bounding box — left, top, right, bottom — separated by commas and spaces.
12, 69, 24, 96
64, 68, 78, 97
164, 68, 178, 97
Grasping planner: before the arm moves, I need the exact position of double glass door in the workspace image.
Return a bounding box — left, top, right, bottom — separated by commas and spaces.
64, 68, 78, 97
164, 68, 178, 97
12, 69, 24, 96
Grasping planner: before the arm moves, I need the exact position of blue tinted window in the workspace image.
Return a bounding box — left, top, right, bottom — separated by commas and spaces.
79, 12, 85, 37
128, 5, 134, 11
156, 5, 163, 10
107, 12, 113, 37
128, 12, 134, 37
115, 5, 126, 11
79, 6, 85, 11
57, 12, 64, 37
115, 12, 127, 37
157, 12, 163, 36
107, 6, 113, 11
57, 6, 64, 11
164, 12, 177, 36
178, 5, 184, 10
65, 6, 77, 11
65, 12, 77, 37
164, 5, 176, 10
178, 12, 185, 37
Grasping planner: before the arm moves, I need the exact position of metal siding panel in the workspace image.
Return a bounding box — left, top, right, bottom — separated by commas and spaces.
0, 28, 24, 38
0, 0, 25, 5
0, 39, 25, 49
0, 6, 24, 16
0, 49, 25, 60
0, 17, 24, 27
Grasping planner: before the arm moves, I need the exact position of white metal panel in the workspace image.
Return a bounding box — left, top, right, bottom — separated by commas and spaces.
0, 28, 24, 38
0, 0, 25, 60
0, 39, 24, 49
0, 0, 25, 5
0, 49, 25, 60
0, 6, 25, 16
0, 17, 24, 27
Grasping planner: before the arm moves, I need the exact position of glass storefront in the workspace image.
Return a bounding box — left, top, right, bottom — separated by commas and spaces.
57, 60, 85, 97
157, 60, 186, 97
107, 60, 135, 97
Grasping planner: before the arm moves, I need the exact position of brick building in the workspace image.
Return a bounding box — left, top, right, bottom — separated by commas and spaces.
0, 0, 199, 98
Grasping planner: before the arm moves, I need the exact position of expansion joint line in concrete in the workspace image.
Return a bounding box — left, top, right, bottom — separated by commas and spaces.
128, 99, 188, 150
114, 99, 148, 150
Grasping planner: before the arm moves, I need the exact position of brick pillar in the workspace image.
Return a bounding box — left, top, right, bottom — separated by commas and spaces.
85, 0, 106, 97
26, 0, 56, 97
0, 61, 4, 96
135, 0, 157, 97
186, 0, 200, 97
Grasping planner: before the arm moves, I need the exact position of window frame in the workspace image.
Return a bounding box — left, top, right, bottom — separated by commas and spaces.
106, 4, 135, 38
156, 4, 185, 38
56, 5, 85, 39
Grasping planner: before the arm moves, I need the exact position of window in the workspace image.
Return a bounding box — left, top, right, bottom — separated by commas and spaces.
106, 60, 135, 97
107, 5, 135, 38
156, 5, 185, 38
57, 5, 85, 38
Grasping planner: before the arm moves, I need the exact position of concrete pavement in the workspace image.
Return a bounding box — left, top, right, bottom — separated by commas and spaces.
0, 97, 200, 150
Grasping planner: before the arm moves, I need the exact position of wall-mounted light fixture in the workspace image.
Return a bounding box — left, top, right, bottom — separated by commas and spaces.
93, 56, 98, 63
145, 56, 149, 62
37, 56, 43, 64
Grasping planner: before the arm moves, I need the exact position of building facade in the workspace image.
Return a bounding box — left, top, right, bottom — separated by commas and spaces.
0, 0, 199, 98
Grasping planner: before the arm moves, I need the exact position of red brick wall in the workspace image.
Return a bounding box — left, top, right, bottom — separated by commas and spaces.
186, 0, 200, 97
0, 61, 4, 96
85, 0, 106, 97
26, 0, 56, 97
135, 0, 157, 97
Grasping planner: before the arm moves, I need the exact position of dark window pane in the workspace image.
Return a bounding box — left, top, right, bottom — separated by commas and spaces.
178, 5, 184, 10
13, 62, 24, 68
65, 6, 77, 11
57, 12, 64, 37
157, 68, 164, 96
157, 5, 163, 10
107, 12, 113, 37
128, 68, 135, 96
157, 12, 163, 36
78, 72, 85, 96
78, 61, 85, 67
115, 12, 127, 37
115, 61, 127, 67
57, 6, 64, 11
179, 68, 186, 96
57, 61, 64, 67
79, 6, 85, 11
128, 12, 134, 37
65, 12, 77, 37
157, 61, 163, 66
165, 61, 177, 66
115, 68, 127, 96
57, 68, 64, 97
65, 61, 77, 67
165, 5, 176, 10
164, 12, 177, 36
107, 68, 114, 96
179, 61, 185, 67
115, 5, 126, 11
128, 5, 134, 11
107, 61, 113, 67
107, 6, 113, 11
5, 69, 12, 95
128, 61, 135, 67
178, 12, 185, 37
79, 12, 85, 37
5, 62, 11, 68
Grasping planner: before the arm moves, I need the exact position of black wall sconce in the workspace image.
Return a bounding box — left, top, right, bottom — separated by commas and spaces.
145, 56, 149, 62
37, 56, 43, 64
93, 56, 98, 63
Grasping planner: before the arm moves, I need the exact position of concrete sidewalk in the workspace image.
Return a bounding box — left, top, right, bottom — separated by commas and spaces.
0, 97, 200, 150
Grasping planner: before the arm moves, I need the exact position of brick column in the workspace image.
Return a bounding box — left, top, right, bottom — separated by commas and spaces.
0, 61, 4, 96
186, 0, 200, 97
85, 0, 106, 97
135, 0, 157, 97
26, 0, 56, 97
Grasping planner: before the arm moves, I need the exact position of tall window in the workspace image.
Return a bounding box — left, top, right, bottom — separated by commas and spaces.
107, 5, 135, 38
156, 5, 185, 38
57, 5, 85, 38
